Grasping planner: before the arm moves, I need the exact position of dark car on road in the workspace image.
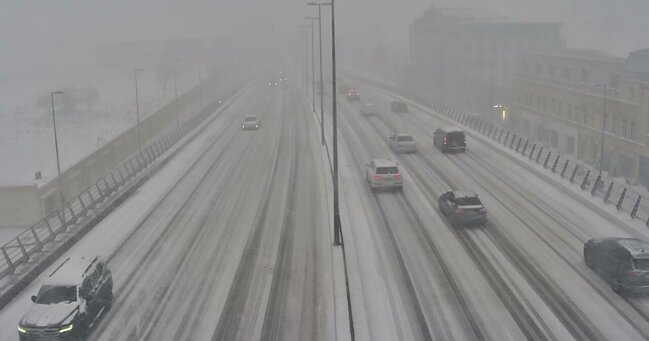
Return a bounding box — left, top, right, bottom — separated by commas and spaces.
438, 191, 487, 226
433, 127, 466, 153
584, 238, 649, 294
390, 101, 408, 113
18, 256, 113, 340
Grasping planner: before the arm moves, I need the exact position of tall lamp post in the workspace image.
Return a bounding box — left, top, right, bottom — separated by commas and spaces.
173, 60, 180, 129
308, 2, 332, 146
300, 25, 311, 94
328, 0, 341, 246
50, 90, 65, 207
599, 85, 608, 177
305, 16, 319, 113
134, 68, 144, 152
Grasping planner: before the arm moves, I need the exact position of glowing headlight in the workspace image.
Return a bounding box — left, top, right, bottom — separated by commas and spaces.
255, 125, 259, 128
17, 325, 27, 333
59, 324, 73, 333
242, 125, 245, 129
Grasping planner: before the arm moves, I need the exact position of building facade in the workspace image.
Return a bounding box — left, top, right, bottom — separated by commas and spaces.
512, 48, 649, 184
409, 5, 565, 113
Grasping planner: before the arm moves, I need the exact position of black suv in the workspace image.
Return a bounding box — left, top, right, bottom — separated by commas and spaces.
439, 191, 487, 226
390, 101, 408, 113
18, 256, 113, 340
584, 238, 649, 294
433, 127, 466, 153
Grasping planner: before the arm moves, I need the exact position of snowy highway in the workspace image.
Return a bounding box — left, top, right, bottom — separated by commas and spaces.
4, 80, 649, 340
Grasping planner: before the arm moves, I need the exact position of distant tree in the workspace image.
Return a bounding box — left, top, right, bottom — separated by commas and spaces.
156, 64, 173, 98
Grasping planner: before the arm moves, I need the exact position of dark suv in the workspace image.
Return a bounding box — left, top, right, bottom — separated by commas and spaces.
433, 127, 466, 153
18, 256, 113, 340
584, 238, 649, 294
438, 191, 487, 226
390, 101, 408, 113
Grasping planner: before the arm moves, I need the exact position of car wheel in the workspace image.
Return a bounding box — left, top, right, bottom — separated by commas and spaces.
611, 279, 625, 294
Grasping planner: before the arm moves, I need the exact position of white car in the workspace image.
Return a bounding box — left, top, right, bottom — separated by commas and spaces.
242, 115, 259, 130
388, 133, 417, 153
365, 158, 403, 191
360, 102, 377, 116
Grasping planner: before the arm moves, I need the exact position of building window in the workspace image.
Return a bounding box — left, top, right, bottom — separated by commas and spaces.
566, 135, 575, 155
549, 63, 557, 78
612, 114, 617, 134
610, 72, 621, 89
630, 121, 636, 140
581, 68, 591, 83
603, 113, 609, 132
622, 119, 628, 138
563, 66, 571, 81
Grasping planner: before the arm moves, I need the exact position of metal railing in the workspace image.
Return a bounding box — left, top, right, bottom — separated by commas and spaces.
361, 77, 649, 229
0, 88, 234, 285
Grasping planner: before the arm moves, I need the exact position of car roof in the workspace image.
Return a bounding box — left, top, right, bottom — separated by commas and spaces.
393, 133, 413, 138
452, 191, 478, 198
43, 256, 99, 286
615, 238, 649, 258
438, 127, 464, 133
372, 158, 399, 167
244, 115, 257, 119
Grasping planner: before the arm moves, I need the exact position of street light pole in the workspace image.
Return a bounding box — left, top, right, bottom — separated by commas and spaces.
50, 91, 64, 207
489, 61, 494, 126
600, 85, 608, 176
134, 68, 143, 152
306, 16, 319, 113
330, 0, 341, 246
301, 25, 310, 96
308, 2, 332, 146
174, 60, 179, 129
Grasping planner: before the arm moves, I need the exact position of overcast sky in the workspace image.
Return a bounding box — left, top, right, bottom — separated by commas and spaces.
1, 0, 649, 77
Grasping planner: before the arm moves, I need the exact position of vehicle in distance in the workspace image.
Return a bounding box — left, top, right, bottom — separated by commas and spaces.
18, 256, 113, 340
346, 89, 360, 101
438, 191, 487, 226
360, 102, 377, 116
433, 127, 466, 153
388, 133, 417, 153
269, 80, 279, 86
242, 115, 260, 130
366, 158, 403, 191
584, 237, 649, 294
391, 101, 408, 113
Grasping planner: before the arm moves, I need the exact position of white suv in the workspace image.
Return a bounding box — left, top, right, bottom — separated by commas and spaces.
365, 159, 403, 191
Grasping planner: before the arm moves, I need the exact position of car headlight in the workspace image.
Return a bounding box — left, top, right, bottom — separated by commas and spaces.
255, 125, 258, 128
17, 325, 27, 334
59, 324, 73, 333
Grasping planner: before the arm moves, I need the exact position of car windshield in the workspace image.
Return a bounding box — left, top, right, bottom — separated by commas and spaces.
244, 117, 256, 122
455, 196, 482, 206
633, 259, 649, 271
397, 135, 414, 142
376, 167, 399, 175
447, 132, 465, 141
35, 285, 77, 304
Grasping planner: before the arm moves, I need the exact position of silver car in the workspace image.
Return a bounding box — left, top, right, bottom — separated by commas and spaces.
389, 133, 417, 153
365, 158, 403, 191
242, 115, 259, 130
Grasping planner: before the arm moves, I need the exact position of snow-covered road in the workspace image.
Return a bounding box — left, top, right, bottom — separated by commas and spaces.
4, 79, 649, 340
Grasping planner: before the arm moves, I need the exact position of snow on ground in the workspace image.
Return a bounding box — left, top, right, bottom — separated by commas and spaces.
0, 65, 200, 185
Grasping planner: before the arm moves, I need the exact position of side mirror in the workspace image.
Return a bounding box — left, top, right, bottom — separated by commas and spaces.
31, 295, 37, 303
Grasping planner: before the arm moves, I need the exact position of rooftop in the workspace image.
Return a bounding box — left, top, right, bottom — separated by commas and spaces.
616, 238, 649, 257
453, 191, 478, 198
44, 256, 99, 286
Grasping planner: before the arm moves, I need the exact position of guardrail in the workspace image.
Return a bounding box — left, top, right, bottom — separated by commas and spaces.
0, 86, 234, 286
361, 77, 649, 229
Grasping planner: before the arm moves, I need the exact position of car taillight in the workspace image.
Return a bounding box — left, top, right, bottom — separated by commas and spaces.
627, 270, 638, 277
454, 208, 463, 214
394, 174, 402, 181
373, 175, 381, 182
443, 137, 448, 145
479, 208, 487, 214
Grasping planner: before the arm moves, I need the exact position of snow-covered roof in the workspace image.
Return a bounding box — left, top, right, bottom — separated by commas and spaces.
438, 127, 464, 133
44, 256, 99, 286
452, 191, 478, 198
372, 159, 399, 168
